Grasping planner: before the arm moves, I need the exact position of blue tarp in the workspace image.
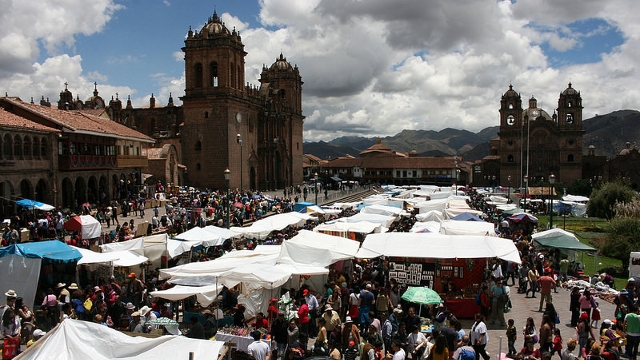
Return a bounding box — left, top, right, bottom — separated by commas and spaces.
0, 240, 82, 262
450, 212, 484, 221
294, 202, 315, 213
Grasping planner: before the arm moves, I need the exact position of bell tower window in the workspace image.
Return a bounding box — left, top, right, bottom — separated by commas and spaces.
210, 62, 218, 87
194, 63, 203, 88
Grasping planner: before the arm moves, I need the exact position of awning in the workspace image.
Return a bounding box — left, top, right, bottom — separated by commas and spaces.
15, 198, 55, 211
531, 228, 596, 252
0, 240, 81, 262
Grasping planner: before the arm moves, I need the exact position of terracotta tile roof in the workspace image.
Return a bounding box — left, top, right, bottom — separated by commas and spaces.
0, 107, 59, 133
326, 155, 459, 170
1, 98, 154, 142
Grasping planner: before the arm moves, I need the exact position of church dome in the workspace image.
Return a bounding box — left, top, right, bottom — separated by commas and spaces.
201, 11, 230, 36
562, 82, 578, 95
270, 53, 294, 72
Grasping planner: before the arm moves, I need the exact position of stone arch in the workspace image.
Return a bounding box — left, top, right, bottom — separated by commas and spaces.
40, 137, 48, 159
32, 137, 40, 159
88, 176, 98, 204
19, 179, 33, 199
13, 134, 22, 160
0, 181, 14, 219
61, 178, 74, 209
23, 135, 31, 159
99, 175, 108, 204
75, 176, 87, 206
35, 179, 48, 203
3, 134, 12, 159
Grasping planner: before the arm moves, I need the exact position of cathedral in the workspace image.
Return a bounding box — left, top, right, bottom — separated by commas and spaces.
107, 11, 305, 191
487, 83, 585, 189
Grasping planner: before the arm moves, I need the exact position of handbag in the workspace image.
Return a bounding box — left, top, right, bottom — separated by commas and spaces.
2, 337, 20, 359
532, 335, 539, 343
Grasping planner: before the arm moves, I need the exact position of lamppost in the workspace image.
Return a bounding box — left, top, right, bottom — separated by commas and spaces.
237, 134, 242, 191
523, 174, 528, 211
507, 175, 511, 203
224, 168, 230, 229
454, 156, 458, 195
314, 172, 319, 205
549, 173, 556, 229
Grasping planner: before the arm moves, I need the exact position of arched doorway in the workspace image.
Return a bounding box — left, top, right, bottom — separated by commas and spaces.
62, 178, 73, 209
99, 176, 108, 204
88, 176, 98, 204
0, 181, 14, 218
112, 174, 119, 200
35, 179, 48, 203
74, 177, 87, 208
19, 179, 33, 199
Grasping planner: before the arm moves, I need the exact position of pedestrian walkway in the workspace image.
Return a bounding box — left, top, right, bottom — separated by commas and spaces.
472, 283, 616, 357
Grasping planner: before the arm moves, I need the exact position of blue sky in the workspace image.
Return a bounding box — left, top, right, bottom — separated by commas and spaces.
1, 0, 638, 142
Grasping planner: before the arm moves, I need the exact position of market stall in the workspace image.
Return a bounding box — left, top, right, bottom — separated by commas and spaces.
356, 232, 521, 318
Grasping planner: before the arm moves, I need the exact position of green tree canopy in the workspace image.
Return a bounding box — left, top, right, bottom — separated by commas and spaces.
587, 181, 635, 219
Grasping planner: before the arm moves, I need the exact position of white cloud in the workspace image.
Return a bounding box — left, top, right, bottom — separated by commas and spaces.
2, 0, 640, 145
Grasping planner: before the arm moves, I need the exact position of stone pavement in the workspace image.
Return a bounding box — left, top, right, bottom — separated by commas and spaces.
465, 283, 617, 358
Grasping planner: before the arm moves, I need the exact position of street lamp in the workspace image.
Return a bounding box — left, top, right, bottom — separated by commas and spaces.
224, 168, 230, 229
523, 174, 528, 211
237, 134, 242, 191
314, 172, 319, 205
549, 173, 556, 229
507, 175, 512, 203
454, 156, 458, 195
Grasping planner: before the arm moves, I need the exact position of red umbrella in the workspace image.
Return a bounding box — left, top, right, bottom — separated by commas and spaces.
63, 216, 83, 232
233, 201, 244, 209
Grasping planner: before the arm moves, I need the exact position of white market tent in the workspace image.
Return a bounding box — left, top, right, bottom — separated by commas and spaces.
409, 221, 441, 233
414, 210, 444, 222
439, 220, 496, 236
341, 212, 396, 228
230, 212, 314, 240
15, 319, 226, 360
356, 233, 521, 264
278, 230, 361, 267
314, 220, 381, 237
414, 199, 449, 213
359, 204, 405, 216
149, 284, 224, 306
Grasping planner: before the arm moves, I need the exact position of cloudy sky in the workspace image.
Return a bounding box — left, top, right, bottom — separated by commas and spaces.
0, 0, 637, 141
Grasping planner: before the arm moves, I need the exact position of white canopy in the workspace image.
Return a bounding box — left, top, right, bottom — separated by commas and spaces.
356, 232, 521, 264
342, 213, 396, 228
149, 284, 224, 306
230, 213, 311, 240
314, 220, 381, 236
563, 194, 589, 203
15, 319, 225, 360
360, 204, 405, 216
414, 210, 444, 222
172, 226, 224, 243
409, 221, 441, 233
73, 246, 121, 265
414, 199, 449, 213
278, 230, 361, 267
439, 220, 496, 236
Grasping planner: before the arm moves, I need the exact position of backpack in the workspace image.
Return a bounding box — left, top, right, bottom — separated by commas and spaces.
458, 348, 475, 360
475, 293, 482, 306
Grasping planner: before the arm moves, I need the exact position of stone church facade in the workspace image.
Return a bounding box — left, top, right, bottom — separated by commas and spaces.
494, 83, 584, 189
108, 11, 304, 191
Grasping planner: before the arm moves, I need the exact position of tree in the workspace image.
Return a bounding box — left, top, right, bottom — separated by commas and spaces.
602, 196, 640, 270
587, 181, 635, 219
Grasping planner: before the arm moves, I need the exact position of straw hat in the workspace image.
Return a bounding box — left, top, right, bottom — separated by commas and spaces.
68, 283, 79, 290
4, 289, 17, 298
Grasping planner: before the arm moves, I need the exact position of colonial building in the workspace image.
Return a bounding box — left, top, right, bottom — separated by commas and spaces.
323, 139, 469, 186
487, 83, 585, 188
0, 96, 154, 215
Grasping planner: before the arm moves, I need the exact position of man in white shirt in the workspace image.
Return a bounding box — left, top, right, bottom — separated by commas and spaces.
247, 330, 271, 360
470, 314, 489, 360
386, 340, 406, 360
407, 325, 428, 359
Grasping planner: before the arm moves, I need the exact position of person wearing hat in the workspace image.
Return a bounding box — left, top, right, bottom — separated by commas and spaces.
322, 304, 341, 333
26, 328, 46, 348
1, 289, 17, 319
56, 283, 70, 305
127, 272, 145, 309
341, 316, 361, 353
129, 311, 145, 333
577, 312, 596, 356
302, 287, 319, 338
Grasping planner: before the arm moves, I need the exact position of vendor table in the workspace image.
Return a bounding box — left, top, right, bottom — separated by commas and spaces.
215, 333, 272, 353
444, 299, 480, 319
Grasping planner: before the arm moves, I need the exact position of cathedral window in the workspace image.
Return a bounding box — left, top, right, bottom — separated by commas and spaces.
195, 141, 202, 151
210, 62, 218, 87
568, 154, 574, 162
194, 63, 203, 88
2, 134, 11, 160
204, 111, 208, 118
13, 135, 22, 159
231, 62, 236, 88
566, 113, 574, 124
33, 137, 40, 159
508, 155, 514, 163
509, 103, 513, 109
196, 163, 201, 170
23, 136, 31, 159
280, 89, 286, 99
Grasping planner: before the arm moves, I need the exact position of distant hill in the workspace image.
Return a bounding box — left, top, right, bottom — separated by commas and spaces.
304, 111, 640, 161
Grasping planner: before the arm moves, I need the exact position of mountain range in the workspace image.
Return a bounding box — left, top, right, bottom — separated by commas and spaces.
304, 110, 640, 162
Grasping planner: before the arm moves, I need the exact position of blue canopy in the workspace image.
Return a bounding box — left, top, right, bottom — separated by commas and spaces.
0, 240, 81, 262
450, 212, 484, 222
15, 198, 55, 211
294, 202, 315, 213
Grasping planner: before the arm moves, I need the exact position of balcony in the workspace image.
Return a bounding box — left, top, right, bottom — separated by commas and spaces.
59, 155, 117, 171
